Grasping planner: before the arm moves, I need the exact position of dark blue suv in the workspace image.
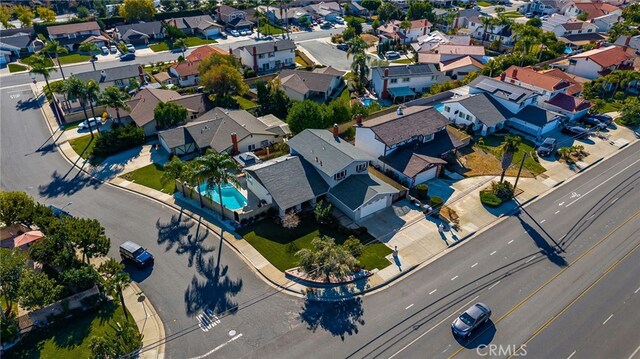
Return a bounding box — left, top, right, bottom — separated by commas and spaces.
119, 241, 154, 268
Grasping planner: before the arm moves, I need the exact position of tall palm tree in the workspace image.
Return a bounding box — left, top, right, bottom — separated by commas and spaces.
86, 79, 102, 132
42, 40, 68, 81
480, 17, 494, 45
347, 38, 370, 94
28, 54, 56, 96
78, 42, 101, 71
500, 135, 521, 182
98, 258, 131, 321
174, 38, 187, 58
195, 150, 239, 220
64, 76, 94, 138
182, 161, 203, 207
161, 156, 186, 196
99, 86, 130, 125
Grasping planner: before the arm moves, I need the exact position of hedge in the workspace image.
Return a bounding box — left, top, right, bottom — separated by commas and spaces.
92, 124, 145, 158
480, 190, 502, 207
154, 9, 206, 21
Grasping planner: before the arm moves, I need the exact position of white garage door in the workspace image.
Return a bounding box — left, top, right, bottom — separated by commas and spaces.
414, 166, 438, 185
360, 195, 389, 219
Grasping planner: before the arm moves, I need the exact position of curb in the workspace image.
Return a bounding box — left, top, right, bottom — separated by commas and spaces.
578, 157, 603, 172
129, 282, 166, 359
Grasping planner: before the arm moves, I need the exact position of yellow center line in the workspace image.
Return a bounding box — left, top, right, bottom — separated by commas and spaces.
447, 210, 639, 359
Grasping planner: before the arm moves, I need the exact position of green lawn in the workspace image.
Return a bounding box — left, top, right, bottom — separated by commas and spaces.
392, 58, 413, 64
184, 36, 216, 47
57, 53, 91, 64
477, 135, 547, 175
8, 63, 28, 72
295, 55, 311, 67
259, 23, 285, 35
344, 15, 366, 23
237, 217, 392, 272
20, 54, 54, 67
4, 302, 130, 359
234, 95, 256, 110
600, 101, 623, 113
149, 42, 170, 52
501, 11, 524, 18
121, 163, 175, 194
68, 134, 105, 165
476, 1, 492, 6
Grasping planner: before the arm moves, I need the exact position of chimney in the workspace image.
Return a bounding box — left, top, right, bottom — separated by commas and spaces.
231, 132, 239, 154
332, 123, 339, 137
138, 65, 145, 83
423, 20, 428, 35
252, 46, 258, 72
512, 68, 518, 79
382, 68, 389, 99
100, 70, 106, 83
356, 113, 363, 126
623, 35, 631, 51
500, 72, 506, 81
173, 19, 177, 27
229, 47, 233, 55
596, 41, 601, 49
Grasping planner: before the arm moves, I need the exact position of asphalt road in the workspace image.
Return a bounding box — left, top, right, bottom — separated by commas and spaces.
296, 39, 353, 71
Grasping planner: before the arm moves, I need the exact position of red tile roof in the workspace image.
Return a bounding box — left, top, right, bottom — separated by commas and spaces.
539, 68, 585, 96
171, 61, 200, 77
187, 45, 227, 61
570, 46, 633, 69
503, 66, 572, 92
545, 93, 592, 113
575, 2, 620, 19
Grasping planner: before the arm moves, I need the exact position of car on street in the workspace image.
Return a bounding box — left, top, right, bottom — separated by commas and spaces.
120, 241, 154, 268
48, 205, 72, 218
120, 52, 136, 61
537, 137, 557, 157
452, 303, 492, 338
78, 117, 103, 130
126, 44, 136, 53
109, 45, 118, 53
525, 12, 534, 18
588, 113, 613, 125
101, 46, 109, 55
337, 43, 348, 51
561, 125, 591, 138
385, 51, 400, 59
320, 21, 333, 28
579, 116, 607, 130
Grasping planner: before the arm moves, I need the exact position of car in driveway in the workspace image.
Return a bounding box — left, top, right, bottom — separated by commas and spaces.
334, 16, 345, 24
336, 43, 348, 51
320, 21, 333, 29
120, 241, 154, 268
126, 44, 136, 53
120, 53, 136, 61
579, 116, 607, 130
525, 12, 534, 18
229, 29, 240, 37
587, 113, 613, 125
240, 29, 252, 36
385, 51, 400, 59
452, 303, 492, 338
537, 137, 557, 157
101, 46, 109, 55
109, 45, 118, 53
78, 117, 103, 130
561, 125, 591, 138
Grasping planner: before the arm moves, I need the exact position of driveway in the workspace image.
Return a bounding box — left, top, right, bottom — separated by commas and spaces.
296, 38, 353, 71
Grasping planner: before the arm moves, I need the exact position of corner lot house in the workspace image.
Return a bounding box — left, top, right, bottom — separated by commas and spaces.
371, 64, 444, 102
74, 64, 147, 90
47, 21, 101, 51
232, 40, 296, 73
355, 106, 468, 187
276, 67, 345, 101
158, 107, 290, 156
115, 21, 165, 46
245, 128, 398, 220
565, 45, 634, 80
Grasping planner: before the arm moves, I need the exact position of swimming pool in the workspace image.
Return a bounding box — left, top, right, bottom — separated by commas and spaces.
433, 103, 445, 113
198, 183, 247, 210
564, 46, 573, 54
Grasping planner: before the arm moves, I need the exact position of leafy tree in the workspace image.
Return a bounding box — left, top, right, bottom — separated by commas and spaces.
0, 191, 36, 227
13, 5, 34, 27
255, 79, 290, 119
325, 98, 352, 124
314, 200, 332, 224
490, 180, 514, 201
342, 26, 357, 42
99, 86, 130, 125
198, 53, 241, 73
29, 220, 81, 271
343, 236, 364, 257
18, 270, 62, 311
194, 151, 239, 220
0, 249, 27, 317
79, 42, 100, 55
67, 218, 111, 264
174, 37, 187, 58
499, 135, 521, 182
119, 0, 155, 23
90, 321, 143, 358
42, 40, 68, 81
282, 211, 300, 229
164, 23, 187, 40
296, 236, 359, 282
287, 100, 327, 134
361, 0, 381, 12
154, 102, 188, 130
36, 7, 57, 22
161, 0, 176, 11
177, 0, 190, 10
93, 0, 108, 17
98, 258, 132, 320
377, 2, 402, 22
407, 0, 434, 22
372, 18, 381, 32
201, 64, 248, 107
622, 2, 640, 23
618, 97, 640, 127
0, 5, 13, 29
526, 17, 542, 27
77, 5, 91, 19
348, 18, 363, 35
60, 265, 100, 292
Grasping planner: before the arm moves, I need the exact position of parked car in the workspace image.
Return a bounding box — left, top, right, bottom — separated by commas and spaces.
588, 113, 613, 125
579, 116, 607, 130
561, 125, 591, 138
525, 12, 534, 18
452, 303, 492, 338
101, 46, 109, 55
537, 137, 557, 156
120, 53, 136, 61
229, 29, 240, 37
48, 205, 72, 218
120, 241, 154, 268
78, 117, 103, 130
320, 21, 333, 28
126, 44, 136, 53
334, 16, 345, 24
337, 43, 348, 51
109, 45, 118, 53
385, 51, 400, 59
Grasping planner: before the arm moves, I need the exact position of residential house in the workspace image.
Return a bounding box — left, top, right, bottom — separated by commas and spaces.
217, 5, 255, 31
378, 19, 431, 45
346, 1, 369, 17
520, 0, 574, 16
541, 13, 573, 33
614, 35, 640, 52
411, 31, 471, 53
0, 29, 44, 59
158, 107, 290, 156
115, 21, 164, 46
565, 1, 621, 19
169, 61, 201, 87
439, 56, 484, 80
260, 6, 311, 25
371, 64, 444, 102
46, 21, 102, 51
472, 22, 514, 46
165, 15, 223, 39
565, 45, 634, 79
246, 128, 398, 220
305, 1, 342, 21
467, 75, 539, 114
452, 8, 483, 33
538, 68, 587, 96
109, 88, 211, 136
547, 20, 598, 38
186, 44, 227, 62
276, 67, 345, 101
354, 106, 468, 186
232, 39, 296, 73
417, 44, 485, 63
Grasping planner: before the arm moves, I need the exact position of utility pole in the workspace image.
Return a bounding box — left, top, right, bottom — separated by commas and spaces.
513, 152, 528, 196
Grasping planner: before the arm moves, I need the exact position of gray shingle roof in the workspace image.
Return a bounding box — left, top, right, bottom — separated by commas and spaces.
372, 63, 440, 78
245, 156, 328, 210
513, 105, 561, 127
468, 75, 536, 104
361, 106, 450, 146
329, 174, 396, 211
277, 69, 342, 95
0, 33, 32, 49
72, 64, 142, 85
445, 92, 514, 127
288, 129, 374, 178
116, 22, 163, 37
234, 39, 295, 55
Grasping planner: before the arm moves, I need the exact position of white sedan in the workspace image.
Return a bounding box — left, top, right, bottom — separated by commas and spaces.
78, 117, 103, 130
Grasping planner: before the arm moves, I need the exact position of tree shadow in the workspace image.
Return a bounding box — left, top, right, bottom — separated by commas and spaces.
183, 236, 243, 317
38, 168, 101, 198
156, 213, 216, 268
299, 297, 365, 341
454, 320, 497, 349
15, 96, 43, 111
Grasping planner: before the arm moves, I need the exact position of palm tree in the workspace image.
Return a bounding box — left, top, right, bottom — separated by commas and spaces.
161, 156, 186, 196
480, 17, 494, 45
99, 86, 130, 125
347, 38, 369, 94
195, 150, 239, 220
499, 135, 521, 182
98, 258, 131, 321
86, 79, 102, 132
182, 161, 203, 207
64, 76, 94, 138
174, 38, 187, 58
78, 42, 100, 71
29, 54, 56, 96
41, 40, 68, 81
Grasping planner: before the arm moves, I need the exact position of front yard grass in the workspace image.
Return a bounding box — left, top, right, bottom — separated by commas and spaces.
295, 55, 311, 67
476, 1, 492, 6
344, 15, 366, 23
233, 95, 256, 110
259, 23, 285, 35
20, 54, 54, 67
149, 42, 170, 52
121, 163, 175, 194
458, 135, 546, 177
68, 134, 105, 165
501, 11, 524, 18
8, 63, 28, 72
600, 101, 623, 113
237, 217, 392, 272
392, 58, 413, 64
57, 53, 91, 64
4, 301, 129, 359
149, 37, 217, 52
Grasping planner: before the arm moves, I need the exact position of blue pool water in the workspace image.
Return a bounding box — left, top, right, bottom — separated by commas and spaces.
433, 103, 444, 113
361, 98, 377, 107
198, 183, 247, 210
564, 46, 573, 54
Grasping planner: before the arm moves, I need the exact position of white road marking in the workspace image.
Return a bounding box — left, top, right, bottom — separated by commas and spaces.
508, 240, 514, 244
634, 287, 640, 294
567, 350, 576, 359
471, 263, 478, 268
429, 289, 437, 295
197, 309, 221, 332
387, 296, 480, 359
228, 330, 236, 336
0, 83, 30, 90
540, 219, 546, 224
490, 251, 497, 256
559, 202, 565, 206
611, 197, 619, 204
560, 234, 566, 240
629, 343, 640, 359
525, 255, 537, 264
405, 304, 415, 310
488, 281, 501, 290
566, 157, 640, 207
603, 314, 613, 325
587, 214, 596, 220
451, 275, 458, 281
555, 210, 561, 214
189, 333, 243, 359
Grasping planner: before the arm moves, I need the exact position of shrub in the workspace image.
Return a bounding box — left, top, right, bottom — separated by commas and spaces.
343, 235, 364, 257
282, 211, 300, 229
480, 190, 502, 207
92, 124, 145, 158
0, 314, 19, 345
491, 181, 514, 201
314, 200, 332, 224
285, 242, 299, 254
416, 184, 429, 200
430, 195, 443, 208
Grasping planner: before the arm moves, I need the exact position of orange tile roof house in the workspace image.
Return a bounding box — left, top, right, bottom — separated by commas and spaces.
569, 2, 621, 20
169, 61, 201, 87
566, 45, 634, 79
186, 45, 227, 61
378, 19, 431, 44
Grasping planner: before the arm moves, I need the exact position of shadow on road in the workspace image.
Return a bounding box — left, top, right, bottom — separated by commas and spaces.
515, 212, 567, 267
156, 212, 215, 268
454, 321, 497, 349
299, 297, 365, 341
123, 260, 153, 283
15, 96, 43, 111
38, 169, 101, 198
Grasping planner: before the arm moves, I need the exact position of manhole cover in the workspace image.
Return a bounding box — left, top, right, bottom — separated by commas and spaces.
229, 330, 236, 336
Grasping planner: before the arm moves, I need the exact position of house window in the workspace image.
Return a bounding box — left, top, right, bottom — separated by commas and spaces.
248, 144, 256, 151
334, 170, 347, 181
466, 114, 472, 121
444, 106, 450, 112
390, 78, 398, 83
587, 28, 592, 32
268, 52, 275, 57
356, 163, 367, 173
578, 30, 582, 34
190, 113, 197, 119
423, 133, 433, 142
458, 112, 465, 119
403, 77, 410, 82
258, 54, 265, 59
